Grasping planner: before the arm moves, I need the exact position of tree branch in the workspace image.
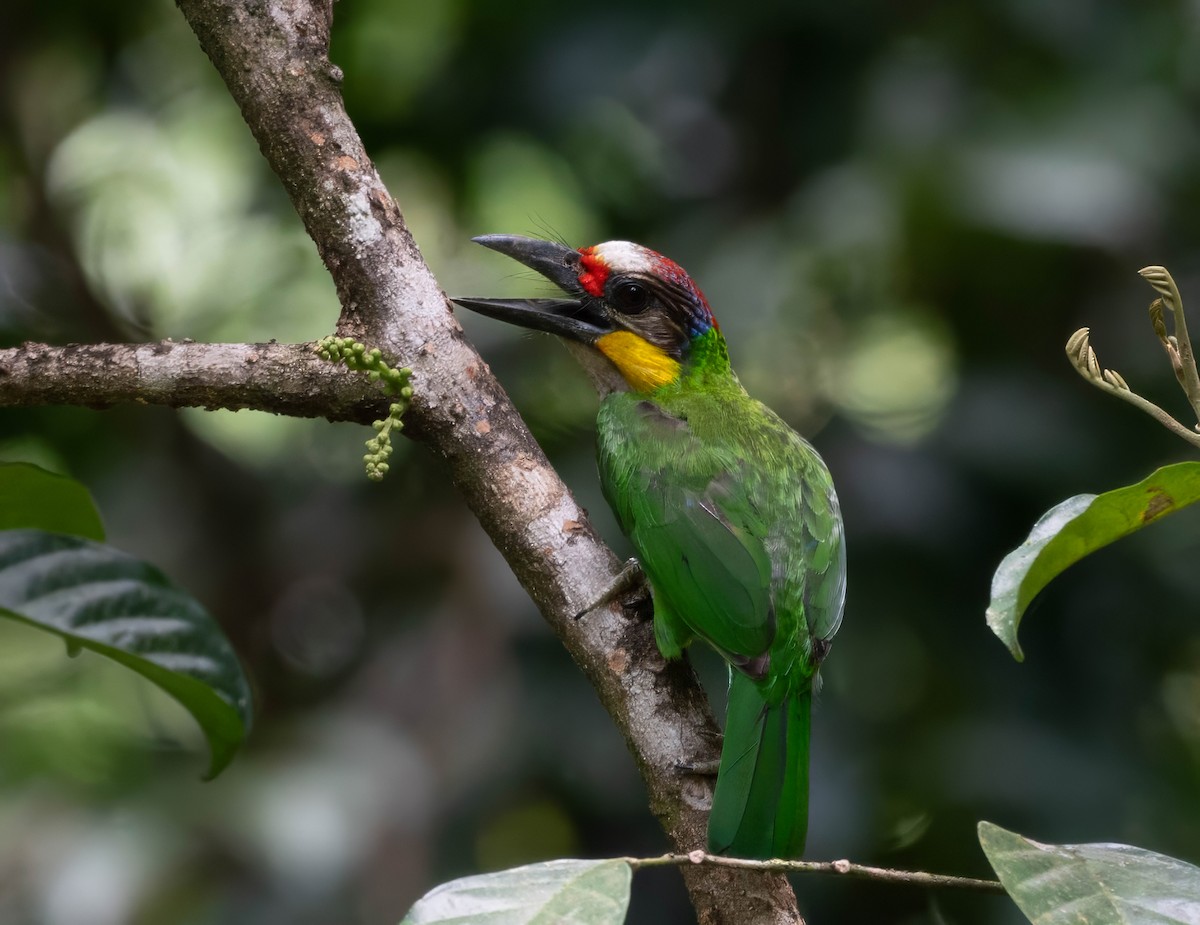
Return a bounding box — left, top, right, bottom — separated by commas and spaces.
153, 1, 803, 922
0, 340, 385, 422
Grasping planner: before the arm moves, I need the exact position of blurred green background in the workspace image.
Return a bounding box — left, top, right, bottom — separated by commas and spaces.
3, 0, 1200, 922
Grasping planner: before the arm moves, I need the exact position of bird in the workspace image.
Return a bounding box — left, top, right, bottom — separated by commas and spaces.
455, 235, 845, 859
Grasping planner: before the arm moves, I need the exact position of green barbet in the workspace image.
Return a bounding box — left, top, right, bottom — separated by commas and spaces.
456, 236, 846, 859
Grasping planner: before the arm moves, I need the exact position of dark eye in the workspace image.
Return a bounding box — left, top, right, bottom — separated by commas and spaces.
611, 281, 650, 314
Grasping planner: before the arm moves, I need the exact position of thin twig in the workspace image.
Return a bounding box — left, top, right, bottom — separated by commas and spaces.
1140, 266, 1200, 424
1065, 325, 1200, 449
625, 852, 1006, 894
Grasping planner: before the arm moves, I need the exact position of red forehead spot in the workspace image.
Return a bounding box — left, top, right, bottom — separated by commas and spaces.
578, 247, 609, 297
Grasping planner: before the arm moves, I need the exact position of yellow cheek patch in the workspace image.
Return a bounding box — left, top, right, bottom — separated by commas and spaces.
595, 331, 681, 392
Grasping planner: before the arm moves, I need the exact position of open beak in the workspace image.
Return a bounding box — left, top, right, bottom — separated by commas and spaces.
452, 235, 613, 344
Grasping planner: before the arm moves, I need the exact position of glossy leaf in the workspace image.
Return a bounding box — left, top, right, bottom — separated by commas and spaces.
979, 821, 1200, 925
399, 859, 631, 925
986, 461, 1200, 660
0, 529, 252, 777
0, 462, 105, 540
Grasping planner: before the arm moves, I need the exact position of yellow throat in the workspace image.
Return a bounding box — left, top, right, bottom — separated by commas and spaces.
595, 331, 681, 393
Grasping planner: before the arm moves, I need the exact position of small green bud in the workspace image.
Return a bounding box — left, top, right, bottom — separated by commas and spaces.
315, 335, 412, 481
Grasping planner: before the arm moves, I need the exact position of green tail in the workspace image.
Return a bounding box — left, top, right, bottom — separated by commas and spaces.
708, 671, 811, 859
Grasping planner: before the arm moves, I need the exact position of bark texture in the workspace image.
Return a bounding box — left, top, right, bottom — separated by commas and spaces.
0, 340, 383, 420
8, 0, 806, 920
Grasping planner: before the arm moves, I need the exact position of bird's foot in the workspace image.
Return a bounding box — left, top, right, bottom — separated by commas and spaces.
675, 757, 721, 777
573, 558, 652, 621
676, 727, 722, 776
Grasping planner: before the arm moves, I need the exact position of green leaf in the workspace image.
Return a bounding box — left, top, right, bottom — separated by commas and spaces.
0, 529, 252, 778
979, 821, 1200, 925
0, 462, 105, 540
986, 461, 1200, 660
399, 859, 632, 925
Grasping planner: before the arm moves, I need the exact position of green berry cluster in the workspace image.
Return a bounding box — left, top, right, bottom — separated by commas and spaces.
315, 336, 413, 481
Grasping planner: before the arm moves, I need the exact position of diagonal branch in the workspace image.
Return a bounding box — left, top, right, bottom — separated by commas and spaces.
158, 1, 803, 922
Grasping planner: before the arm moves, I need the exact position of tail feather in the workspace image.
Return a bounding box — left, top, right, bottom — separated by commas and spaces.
707, 671, 811, 859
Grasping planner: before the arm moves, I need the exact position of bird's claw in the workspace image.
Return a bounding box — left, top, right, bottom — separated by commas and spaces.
573, 558, 652, 621
675, 757, 721, 777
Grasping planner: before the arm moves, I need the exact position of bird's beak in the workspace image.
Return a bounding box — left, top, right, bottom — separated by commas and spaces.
453, 235, 613, 344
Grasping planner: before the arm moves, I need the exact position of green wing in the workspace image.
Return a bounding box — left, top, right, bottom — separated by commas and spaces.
797, 467, 846, 643
598, 400, 778, 663
626, 469, 776, 662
